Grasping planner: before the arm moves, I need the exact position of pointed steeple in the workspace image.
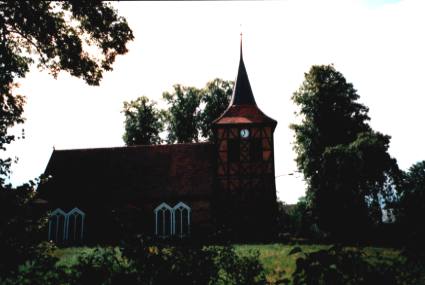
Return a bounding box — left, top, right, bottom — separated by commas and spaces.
230, 34, 256, 106
212, 35, 277, 127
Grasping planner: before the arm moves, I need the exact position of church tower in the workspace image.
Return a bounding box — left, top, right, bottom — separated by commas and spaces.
212, 38, 278, 241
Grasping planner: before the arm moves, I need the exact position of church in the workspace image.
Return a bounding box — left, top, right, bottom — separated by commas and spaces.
37, 42, 278, 244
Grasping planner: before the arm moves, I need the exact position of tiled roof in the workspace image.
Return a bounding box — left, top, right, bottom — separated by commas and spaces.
213, 105, 277, 125
38, 143, 215, 206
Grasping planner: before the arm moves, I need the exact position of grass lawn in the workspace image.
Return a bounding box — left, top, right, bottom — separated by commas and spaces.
54, 243, 402, 283
53, 246, 98, 267
235, 244, 402, 283
236, 244, 329, 282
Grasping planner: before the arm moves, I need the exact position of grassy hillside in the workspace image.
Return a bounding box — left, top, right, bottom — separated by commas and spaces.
54, 244, 402, 283
235, 244, 402, 283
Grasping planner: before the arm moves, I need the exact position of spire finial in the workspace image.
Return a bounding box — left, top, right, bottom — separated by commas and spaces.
240, 27, 243, 58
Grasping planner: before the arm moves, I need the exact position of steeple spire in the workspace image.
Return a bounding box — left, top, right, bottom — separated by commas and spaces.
212, 35, 277, 127
230, 34, 256, 106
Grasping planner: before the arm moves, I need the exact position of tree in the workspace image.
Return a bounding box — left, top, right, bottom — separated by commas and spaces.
0, 179, 49, 276
396, 161, 425, 257
399, 161, 425, 224
0, 0, 134, 179
125, 79, 232, 145
0, 89, 24, 183
1, 1, 133, 87
0, 1, 133, 273
122, 96, 163, 146
162, 84, 201, 144
199, 78, 233, 141
291, 65, 399, 240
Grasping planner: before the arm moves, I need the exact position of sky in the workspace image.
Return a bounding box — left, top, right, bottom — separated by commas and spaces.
5, 0, 425, 204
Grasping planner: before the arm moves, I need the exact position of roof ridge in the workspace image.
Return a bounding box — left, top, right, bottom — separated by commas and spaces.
53, 142, 214, 153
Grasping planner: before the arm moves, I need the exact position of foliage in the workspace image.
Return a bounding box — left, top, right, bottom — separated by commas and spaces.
162, 84, 202, 143
275, 200, 293, 239
0, 179, 49, 277
160, 79, 233, 143
276, 197, 319, 240
0, 241, 60, 285
0, 1, 133, 279
396, 161, 425, 259
68, 247, 135, 285
121, 237, 266, 285
1, 243, 267, 285
290, 245, 424, 285
0, 1, 133, 88
291, 65, 400, 241
5, 243, 410, 285
122, 79, 232, 144
54, 247, 99, 267
0, 0, 133, 178
122, 96, 163, 145
199, 78, 233, 141
0, 254, 60, 285
0, 247, 130, 285
0, 87, 25, 183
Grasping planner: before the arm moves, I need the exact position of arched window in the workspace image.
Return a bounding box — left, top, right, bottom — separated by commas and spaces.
173, 202, 191, 238
154, 203, 173, 238
48, 208, 67, 243
66, 208, 85, 242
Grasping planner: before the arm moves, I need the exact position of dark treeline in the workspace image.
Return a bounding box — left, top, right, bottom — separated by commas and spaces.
276, 65, 425, 255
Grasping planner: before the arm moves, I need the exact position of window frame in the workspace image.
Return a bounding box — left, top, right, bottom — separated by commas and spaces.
66, 207, 85, 241
154, 202, 191, 238
172, 202, 191, 238
154, 202, 174, 238
48, 208, 67, 242
48, 207, 85, 243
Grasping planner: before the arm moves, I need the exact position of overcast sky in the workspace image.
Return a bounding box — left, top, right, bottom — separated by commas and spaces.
5, 0, 425, 204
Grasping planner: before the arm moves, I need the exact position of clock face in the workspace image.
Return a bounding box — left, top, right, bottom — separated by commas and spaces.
240, 128, 250, 138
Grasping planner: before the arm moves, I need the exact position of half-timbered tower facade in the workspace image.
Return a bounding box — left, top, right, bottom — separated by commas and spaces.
213, 43, 278, 240
38, 42, 278, 244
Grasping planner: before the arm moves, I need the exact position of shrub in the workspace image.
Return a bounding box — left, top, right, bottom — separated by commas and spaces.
65, 247, 135, 285
121, 237, 266, 285
0, 182, 48, 277
290, 245, 424, 285
0, 245, 64, 285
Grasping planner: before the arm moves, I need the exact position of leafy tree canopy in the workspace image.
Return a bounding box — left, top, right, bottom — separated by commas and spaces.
122, 96, 163, 146
199, 78, 233, 141
0, 92, 24, 184
162, 84, 202, 144
0, 1, 133, 273
397, 160, 425, 257
0, 0, 134, 180
122, 79, 232, 145
291, 65, 399, 240
403, 161, 425, 198
1, 1, 133, 87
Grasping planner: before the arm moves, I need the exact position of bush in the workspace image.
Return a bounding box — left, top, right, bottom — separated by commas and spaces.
121, 237, 266, 285
1, 240, 266, 284
67, 247, 136, 285
290, 245, 424, 285
0, 244, 64, 285
0, 182, 48, 277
